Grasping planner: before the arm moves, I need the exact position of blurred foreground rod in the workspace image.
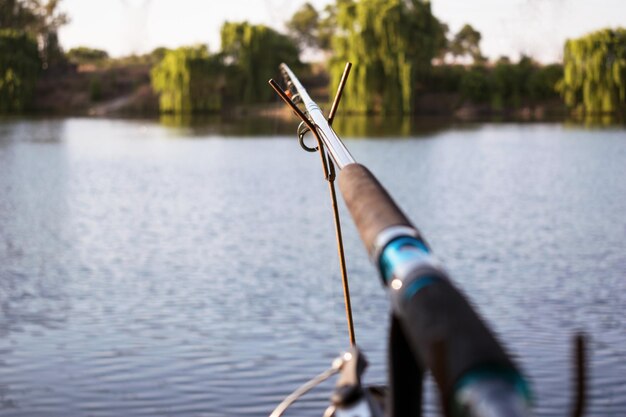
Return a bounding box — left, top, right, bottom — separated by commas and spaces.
269, 63, 534, 417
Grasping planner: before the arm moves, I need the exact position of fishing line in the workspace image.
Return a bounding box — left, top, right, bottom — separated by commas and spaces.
269, 352, 349, 417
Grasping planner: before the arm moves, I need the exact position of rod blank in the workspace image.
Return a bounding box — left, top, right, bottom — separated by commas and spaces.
279, 64, 356, 169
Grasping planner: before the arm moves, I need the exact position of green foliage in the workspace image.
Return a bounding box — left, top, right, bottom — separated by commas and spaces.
528, 63, 562, 101
41, 30, 65, 68
286, 3, 320, 50
286, 3, 336, 53
455, 56, 562, 109
316, 4, 338, 52
221, 21, 301, 104
0, 0, 69, 69
490, 55, 533, 109
149, 47, 170, 64
460, 66, 491, 103
329, 0, 443, 114
0, 29, 41, 112
150, 45, 224, 114
285, 2, 339, 53
67, 47, 109, 65
0, 0, 69, 34
450, 24, 485, 64
433, 21, 450, 61
560, 28, 626, 114
149, 23, 301, 113
422, 64, 465, 93
89, 75, 102, 101
1, 0, 39, 31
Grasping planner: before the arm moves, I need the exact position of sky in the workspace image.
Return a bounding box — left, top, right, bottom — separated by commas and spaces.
58, 0, 626, 63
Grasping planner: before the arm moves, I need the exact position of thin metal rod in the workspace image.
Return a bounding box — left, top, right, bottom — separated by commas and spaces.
327, 62, 352, 127
279, 64, 356, 169
327, 159, 356, 346
314, 139, 356, 347
324, 62, 356, 346
269, 72, 356, 347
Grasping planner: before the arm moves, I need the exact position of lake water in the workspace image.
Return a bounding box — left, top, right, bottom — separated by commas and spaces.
0, 118, 625, 416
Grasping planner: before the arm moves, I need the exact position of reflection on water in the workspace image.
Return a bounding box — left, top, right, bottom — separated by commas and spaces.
154, 113, 626, 139
0, 118, 66, 145
158, 114, 297, 137
0, 118, 625, 416
564, 113, 626, 129
333, 115, 437, 138
157, 113, 465, 138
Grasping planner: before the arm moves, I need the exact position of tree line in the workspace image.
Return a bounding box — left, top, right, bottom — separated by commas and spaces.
0, 0, 67, 112
151, 21, 302, 113
1, 0, 624, 116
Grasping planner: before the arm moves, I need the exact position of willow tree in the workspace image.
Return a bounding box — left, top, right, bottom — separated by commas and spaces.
151, 46, 224, 114
329, 0, 442, 114
1, 0, 69, 69
560, 28, 626, 114
0, 30, 41, 112
221, 21, 301, 104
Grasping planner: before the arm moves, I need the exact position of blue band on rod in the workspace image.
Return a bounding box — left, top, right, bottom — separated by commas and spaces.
379, 236, 431, 283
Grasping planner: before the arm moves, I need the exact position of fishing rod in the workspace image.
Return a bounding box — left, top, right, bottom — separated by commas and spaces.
268, 63, 587, 417
270, 63, 357, 348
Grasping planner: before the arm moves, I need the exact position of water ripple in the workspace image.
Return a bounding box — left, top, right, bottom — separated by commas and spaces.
0, 120, 625, 416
